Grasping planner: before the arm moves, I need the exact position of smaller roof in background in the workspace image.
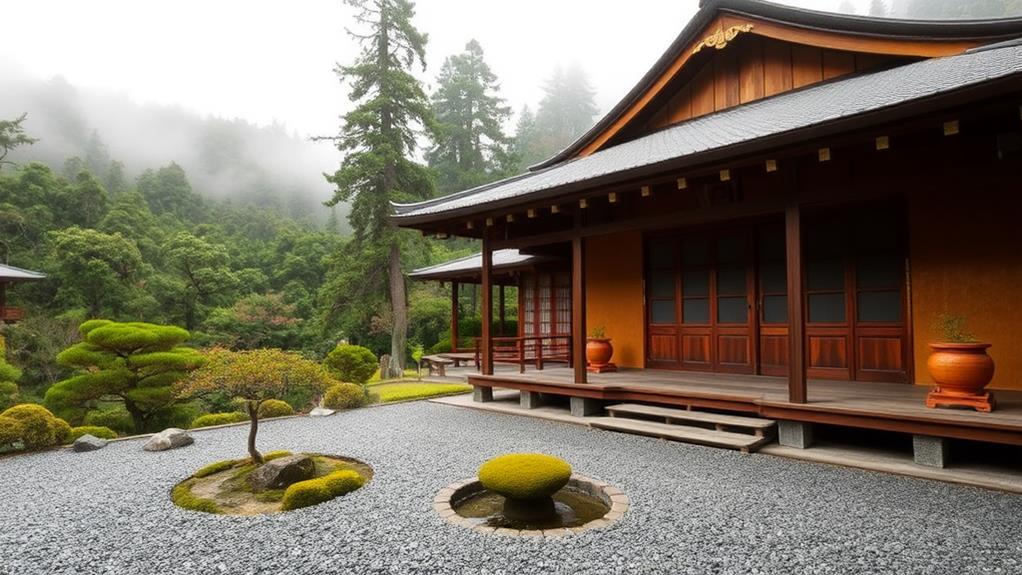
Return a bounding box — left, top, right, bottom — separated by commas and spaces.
0, 263, 47, 282
410, 249, 556, 282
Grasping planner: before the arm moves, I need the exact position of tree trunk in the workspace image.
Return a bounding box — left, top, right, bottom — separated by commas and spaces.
124, 398, 146, 434
387, 241, 407, 378
247, 400, 263, 464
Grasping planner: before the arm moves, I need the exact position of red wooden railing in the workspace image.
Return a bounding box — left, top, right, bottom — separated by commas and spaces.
473, 335, 572, 373
0, 307, 25, 322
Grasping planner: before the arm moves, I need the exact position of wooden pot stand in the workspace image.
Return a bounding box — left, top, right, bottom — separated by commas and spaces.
926, 388, 995, 413
587, 362, 618, 373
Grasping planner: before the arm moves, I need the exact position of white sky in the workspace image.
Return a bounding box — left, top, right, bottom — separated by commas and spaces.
3, 0, 875, 138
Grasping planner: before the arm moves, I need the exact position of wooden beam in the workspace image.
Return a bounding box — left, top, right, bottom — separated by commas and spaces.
450, 281, 459, 353
785, 200, 807, 404
572, 229, 587, 384
481, 232, 494, 375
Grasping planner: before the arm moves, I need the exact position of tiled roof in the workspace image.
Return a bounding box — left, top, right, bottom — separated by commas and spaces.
0, 263, 46, 282
409, 249, 554, 280
393, 44, 1022, 223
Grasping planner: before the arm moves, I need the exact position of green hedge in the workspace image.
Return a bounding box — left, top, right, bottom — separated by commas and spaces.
191, 412, 248, 429
0, 404, 71, 450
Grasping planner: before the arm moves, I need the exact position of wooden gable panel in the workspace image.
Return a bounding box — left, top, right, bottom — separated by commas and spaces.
645, 36, 904, 132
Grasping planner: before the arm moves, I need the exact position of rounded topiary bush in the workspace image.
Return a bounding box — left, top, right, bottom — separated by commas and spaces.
323, 383, 365, 410
281, 469, 366, 511
191, 412, 248, 428
478, 453, 572, 500
0, 415, 24, 447
68, 425, 117, 442
0, 404, 70, 449
258, 399, 295, 418
324, 344, 377, 384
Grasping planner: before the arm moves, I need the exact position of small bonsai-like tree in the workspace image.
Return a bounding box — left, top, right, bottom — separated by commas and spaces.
178, 348, 333, 463
324, 343, 377, 384
411, 344, 424, 381
45, 320, 205, 432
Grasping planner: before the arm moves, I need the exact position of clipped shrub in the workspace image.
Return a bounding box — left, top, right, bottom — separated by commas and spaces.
193, 459, 238, 478
322, 383, 365, 410
0, 415, 24, 447
429, 339, 452, 355
281, 469, 366, 511
258, 399, 294, 418
324, 344, 377, 384
0, 404, 71, 450
263, 450, 293, 462
68, 426, 117, 442
171, 480, 221, 514
84, 407, 135, 436
191, 412, 248, 428
478, 453, 572, 500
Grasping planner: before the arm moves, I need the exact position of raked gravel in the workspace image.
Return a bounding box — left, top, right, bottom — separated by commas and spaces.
1, 401, 1021, 575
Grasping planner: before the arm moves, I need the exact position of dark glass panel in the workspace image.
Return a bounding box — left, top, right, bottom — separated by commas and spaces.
760, 263, 787, 294
762, 295, 788, 324
808, 260, 845, 291
808, 293, 846, 323
651, 301, 676, 324
855, 211, 900, 252
856, 256, 902, 290
650, 269, 675, 298
682, 238, 709, 266
648, 241, 675, 268
716, 266, 747, 296
758, 229, 785, 262
716, 235, 746, 264
682, 269, 709, 297
717, 297, 748, 324
857, 291, 902, 322
807, 224, 846, 259
682, 299, 709, 324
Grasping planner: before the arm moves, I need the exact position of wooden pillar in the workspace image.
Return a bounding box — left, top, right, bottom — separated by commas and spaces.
572, 234, 587, 384
785, 200, 807, 403
481, 233, 494, 376
498, 285, 506, 336
450, 281, 459, 353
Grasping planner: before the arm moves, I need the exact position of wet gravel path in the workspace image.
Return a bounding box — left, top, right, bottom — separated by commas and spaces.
2, 401, 1021, 575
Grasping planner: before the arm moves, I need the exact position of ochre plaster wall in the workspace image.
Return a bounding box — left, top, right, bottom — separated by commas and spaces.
585, 231, 645, 368
909, 165, 1022, 390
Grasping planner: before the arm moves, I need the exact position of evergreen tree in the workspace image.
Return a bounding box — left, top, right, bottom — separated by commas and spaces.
45, 320, 204, 432
67, 171, 109, 228
427, 39, 514, 196
0, 114, 37, 170
869, 0, 887, 16
516, 64, 599, 169
324, 0, 435, 377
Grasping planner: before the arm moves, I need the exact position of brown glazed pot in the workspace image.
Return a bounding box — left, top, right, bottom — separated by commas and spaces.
586, 338, 614, 367
926, 343, 995, 396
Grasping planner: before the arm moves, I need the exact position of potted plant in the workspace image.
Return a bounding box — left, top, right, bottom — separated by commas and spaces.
586, 326, 617, 373
925, 313, 995, 412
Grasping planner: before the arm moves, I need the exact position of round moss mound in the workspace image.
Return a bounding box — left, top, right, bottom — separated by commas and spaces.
257, 399, 294, 418
191, 412, 248, 428
0, 404, 70, 450
171, 453, 371, 516
478, 453, 572, 500
68, 425, 117, 442
323, 383, 364, 410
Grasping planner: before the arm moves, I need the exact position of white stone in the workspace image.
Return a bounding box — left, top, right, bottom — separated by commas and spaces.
309, 407, 336, 417
142, 428, 193, 452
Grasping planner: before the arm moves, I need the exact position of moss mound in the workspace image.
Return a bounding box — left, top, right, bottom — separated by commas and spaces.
257, 400, 294, 418
323, 383, 364, 410
478, 453, 572, 500
68, 426, 118, 442
0, 404, 71, 450
191, 412, 248, 428
171, 453, 370, 516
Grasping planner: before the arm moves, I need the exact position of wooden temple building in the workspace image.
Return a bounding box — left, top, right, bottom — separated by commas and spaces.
0, 264, 45, 324
399, 0, 1022, 467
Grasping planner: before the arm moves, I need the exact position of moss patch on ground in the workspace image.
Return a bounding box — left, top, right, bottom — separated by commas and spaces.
171, 453, 371, 516
371, 382, 472, 403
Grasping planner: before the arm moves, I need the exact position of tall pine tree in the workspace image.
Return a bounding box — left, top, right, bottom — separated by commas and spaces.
427, 39, 514, 196
325, 0, 434, 377
514, 64, 599, 169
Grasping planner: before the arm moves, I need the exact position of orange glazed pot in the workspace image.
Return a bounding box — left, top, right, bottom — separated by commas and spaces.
586, 338, 614, 367
926, 343, 995, 398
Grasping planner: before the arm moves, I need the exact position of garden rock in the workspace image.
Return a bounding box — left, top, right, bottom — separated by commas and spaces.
72, 434, 107, 452
309, 407, 335, 417
142, 428, 194, 452
248, 454, 315, 490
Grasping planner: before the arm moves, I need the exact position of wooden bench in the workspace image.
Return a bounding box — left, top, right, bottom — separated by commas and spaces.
422, 355, 455, 377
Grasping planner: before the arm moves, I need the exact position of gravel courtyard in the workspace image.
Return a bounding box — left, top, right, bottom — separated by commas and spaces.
2, 401, 1021, 575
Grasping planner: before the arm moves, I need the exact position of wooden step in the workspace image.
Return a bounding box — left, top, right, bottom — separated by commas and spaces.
588, 417, 771, 453
606, 403, 776, 435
